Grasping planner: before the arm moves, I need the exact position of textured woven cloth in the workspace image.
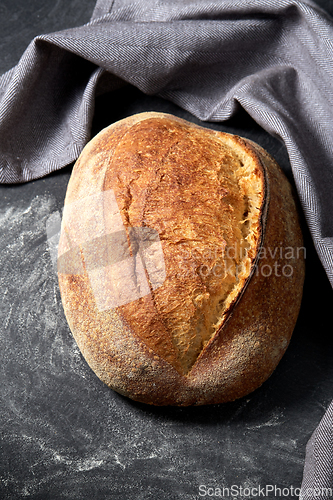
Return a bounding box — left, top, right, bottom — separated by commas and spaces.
0, 0, 332, 494
301, 401, 333, 499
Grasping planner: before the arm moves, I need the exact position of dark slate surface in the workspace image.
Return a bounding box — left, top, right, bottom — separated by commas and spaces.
1, 1, 333, 499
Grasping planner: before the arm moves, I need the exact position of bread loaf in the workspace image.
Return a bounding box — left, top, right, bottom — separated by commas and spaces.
58, 112, 305, 406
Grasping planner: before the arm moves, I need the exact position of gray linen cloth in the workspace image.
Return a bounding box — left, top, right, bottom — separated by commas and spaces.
0, 0, 332, 495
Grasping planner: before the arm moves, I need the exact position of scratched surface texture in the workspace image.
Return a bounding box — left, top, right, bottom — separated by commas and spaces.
1, 1, 333, 499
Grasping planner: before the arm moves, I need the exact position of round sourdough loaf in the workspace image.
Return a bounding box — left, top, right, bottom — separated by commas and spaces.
58, 112, 305, 406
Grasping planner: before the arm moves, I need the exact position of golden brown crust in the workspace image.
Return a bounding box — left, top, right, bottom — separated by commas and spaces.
58, 112, 305, 406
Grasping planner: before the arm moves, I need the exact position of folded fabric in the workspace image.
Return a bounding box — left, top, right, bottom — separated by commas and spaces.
0, 0, 332, 493
300, 401, 333, 499
1, 0, 332, 290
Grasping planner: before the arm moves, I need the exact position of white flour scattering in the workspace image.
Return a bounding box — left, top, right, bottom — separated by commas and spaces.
0, 193, 310, 500
0, 194, 93, 496
0, 194, 83, 377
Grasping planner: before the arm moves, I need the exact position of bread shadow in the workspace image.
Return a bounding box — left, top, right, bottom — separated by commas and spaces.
91, 86, 333, 427
117, 216, 333, 429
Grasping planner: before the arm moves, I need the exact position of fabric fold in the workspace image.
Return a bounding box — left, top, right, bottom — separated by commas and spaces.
300, 401, 333, 499
1, 0, 332, 288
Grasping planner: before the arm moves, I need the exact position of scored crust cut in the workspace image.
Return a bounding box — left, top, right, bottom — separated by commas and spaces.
58, 112, 305, 406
